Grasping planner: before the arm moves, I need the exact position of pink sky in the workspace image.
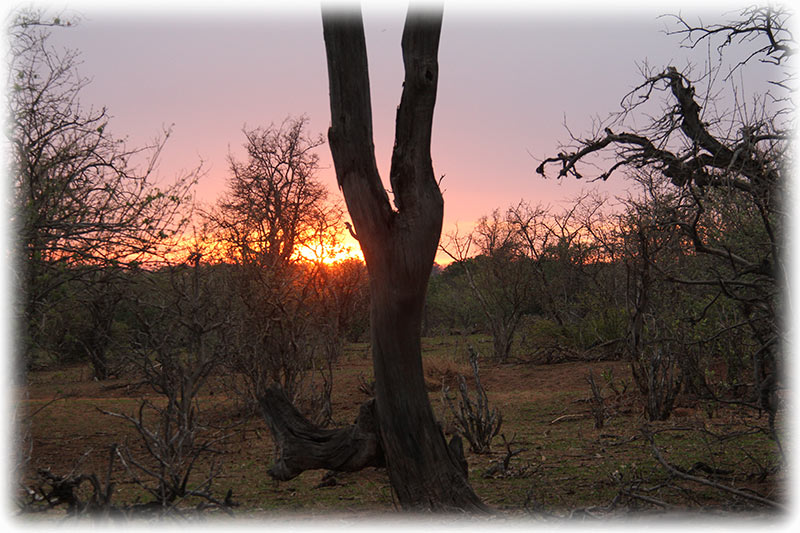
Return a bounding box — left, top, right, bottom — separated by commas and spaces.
27, 1, 768, 263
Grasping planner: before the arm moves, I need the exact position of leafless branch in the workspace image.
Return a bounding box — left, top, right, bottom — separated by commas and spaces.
643, 427, 784, 510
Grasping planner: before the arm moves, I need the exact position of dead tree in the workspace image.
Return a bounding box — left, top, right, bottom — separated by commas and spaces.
537, 6, 789, 439
258, 5, 486, 512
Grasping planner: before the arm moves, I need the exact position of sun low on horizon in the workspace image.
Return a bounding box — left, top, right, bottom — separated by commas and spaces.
159, 225, 366, 267
293, 231, 365, 266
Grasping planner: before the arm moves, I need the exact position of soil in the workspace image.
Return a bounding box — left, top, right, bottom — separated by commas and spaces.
13, 342, 784, 520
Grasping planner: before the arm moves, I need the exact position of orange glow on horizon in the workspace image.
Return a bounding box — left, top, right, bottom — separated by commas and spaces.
150, 223, 464, 269
293, 231, 365, 265
158, 227, 366, 267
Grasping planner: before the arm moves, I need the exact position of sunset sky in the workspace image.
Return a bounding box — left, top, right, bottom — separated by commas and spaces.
8, 0, 773, 263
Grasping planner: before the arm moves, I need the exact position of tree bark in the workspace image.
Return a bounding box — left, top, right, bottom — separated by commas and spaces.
258, 384, 469, 481
257, 385, 384, 480
320, 5, 487, 512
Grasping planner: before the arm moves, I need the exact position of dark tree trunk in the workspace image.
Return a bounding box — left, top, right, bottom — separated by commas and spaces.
319, 5, 487, 512
492, 324, 514, 363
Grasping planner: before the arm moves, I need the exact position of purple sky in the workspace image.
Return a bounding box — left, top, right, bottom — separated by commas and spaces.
13, 1, 772, 262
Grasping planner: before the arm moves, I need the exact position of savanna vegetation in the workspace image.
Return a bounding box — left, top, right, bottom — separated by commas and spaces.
10, 5, 788, 520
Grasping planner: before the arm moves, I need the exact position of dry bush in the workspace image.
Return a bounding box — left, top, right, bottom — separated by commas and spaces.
441, 345, 502, 453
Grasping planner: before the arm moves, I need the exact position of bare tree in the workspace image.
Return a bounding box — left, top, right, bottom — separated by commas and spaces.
210, 117, 333, 267
321, 5, 485, 510
205, 117, 344, 409
8, 11, 196, 372
441, 212, 535, 362
537, 6, 790, 435
508, 197, 607, 337
106, 253, 233, 510
443, 195, 619, 361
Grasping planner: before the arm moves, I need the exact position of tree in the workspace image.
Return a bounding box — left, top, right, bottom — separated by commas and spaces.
258, 5, 486, 511
210, 117, 334, 268
321, 5, 485, 510
440, 196, 620, 362
318, 258, 369, 343
73, 266, 127, 380
8, 11, 195, 372
441, 211, 535, 362
509, 195, 627, 354
206, 117, 344, 408
106, 253, 233, 510
424, 262, 484, 336
614, 175, 689, 420
537, 6, 790, 434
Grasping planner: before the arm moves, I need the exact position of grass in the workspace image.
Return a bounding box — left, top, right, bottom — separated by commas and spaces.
15, 335, 784, 518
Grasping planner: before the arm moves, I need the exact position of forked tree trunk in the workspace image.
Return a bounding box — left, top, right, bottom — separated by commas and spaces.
320, 5, 486, 512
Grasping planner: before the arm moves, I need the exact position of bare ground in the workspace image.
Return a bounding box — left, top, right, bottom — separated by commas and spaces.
14, 341, 785, 519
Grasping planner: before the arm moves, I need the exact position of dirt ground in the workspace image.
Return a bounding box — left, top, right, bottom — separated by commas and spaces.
13, 339, 785, 520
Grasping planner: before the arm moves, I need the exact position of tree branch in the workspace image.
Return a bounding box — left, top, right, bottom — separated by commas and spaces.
390, 6, 444, 219
321, 6, 393, 254
643, 428, 784, 510
257, 385, 384, 481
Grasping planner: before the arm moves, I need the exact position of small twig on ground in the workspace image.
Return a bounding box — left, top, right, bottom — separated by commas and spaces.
548, 413, 589, 425
618, 488, 673, 509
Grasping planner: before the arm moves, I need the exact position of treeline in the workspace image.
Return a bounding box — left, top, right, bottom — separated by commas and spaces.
27, 176, 774, 427
428, 178, 775, 426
